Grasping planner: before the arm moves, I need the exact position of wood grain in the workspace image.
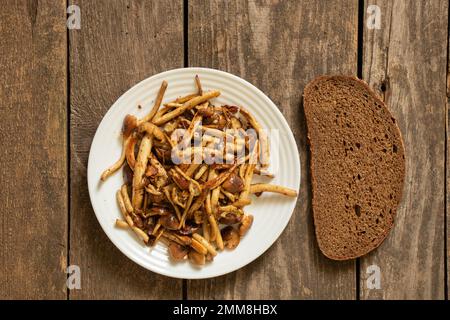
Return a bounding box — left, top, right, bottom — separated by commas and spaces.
0, 0, 447, 300
447, 2, 450, 301
187, 0, 358, 299
360, 0, 448, 299
0, 0, 67, 299
69, 0, 183, 299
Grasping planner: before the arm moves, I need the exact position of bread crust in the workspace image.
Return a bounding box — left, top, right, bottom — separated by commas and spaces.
303, 75, 406, 260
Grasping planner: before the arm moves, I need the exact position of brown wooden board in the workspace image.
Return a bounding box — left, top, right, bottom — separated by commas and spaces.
69, 0, 184, 299
447, 0, 450, 302
0, 0, 67, 299
187, 0, 359, 299
360, 0, 448, 299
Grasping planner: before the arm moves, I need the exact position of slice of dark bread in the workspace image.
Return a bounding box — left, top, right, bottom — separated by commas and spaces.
303, 75, 405, 260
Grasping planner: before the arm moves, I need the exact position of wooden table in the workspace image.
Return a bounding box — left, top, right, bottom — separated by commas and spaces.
0, 0, 448, 300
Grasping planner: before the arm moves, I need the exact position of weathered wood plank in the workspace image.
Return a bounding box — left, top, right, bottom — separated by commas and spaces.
360, 0, 447, 299
0, 0, 67, 299
447, 2, 450, 301
187, 0, 358, 299
69, 0, 183, 299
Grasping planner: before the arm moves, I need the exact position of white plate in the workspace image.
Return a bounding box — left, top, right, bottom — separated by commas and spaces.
87, 67, 300, 279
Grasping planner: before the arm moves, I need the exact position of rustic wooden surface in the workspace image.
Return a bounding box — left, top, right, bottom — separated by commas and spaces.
360, 0, 448, 299
0, 0, 68, 299
69, 0, 183, 299
447, 0, 450, 299
0, 0, 449, 300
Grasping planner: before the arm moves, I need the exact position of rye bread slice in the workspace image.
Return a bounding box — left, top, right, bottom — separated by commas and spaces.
303, 75, 405, 260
